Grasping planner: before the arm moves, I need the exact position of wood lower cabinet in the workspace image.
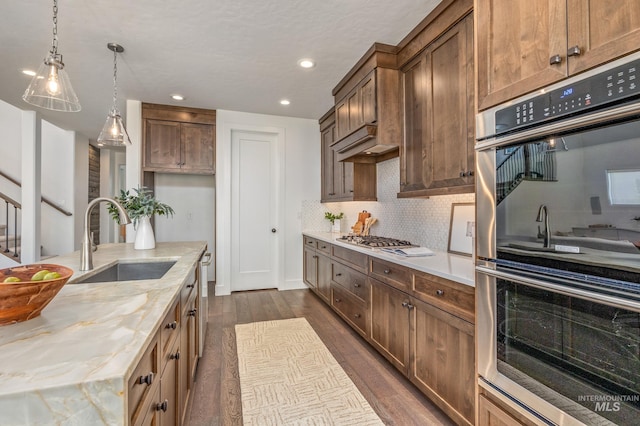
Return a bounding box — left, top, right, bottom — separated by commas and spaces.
369, 278, 411, 374
476, 0, 640, 110
142, 103, 215, 175
477, 392, 540, 426
129, 267, 201, 426
410, 297, 475, 426
399, 12, 474, 197
316, 252, 332, 302
303, 246, 318, 289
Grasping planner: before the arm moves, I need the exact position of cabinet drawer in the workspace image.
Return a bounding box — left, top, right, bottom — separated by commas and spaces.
331, 261, 369, 302
413, 272, 475, 323
159, 298, 180, 359
317, 240, 331, 255
304, 236, 318, 249
369, 258, 412, 292
128, 333, 160, 426
331, 284, 368, 336
332, 245, 368, 272
180, 267, 196, 311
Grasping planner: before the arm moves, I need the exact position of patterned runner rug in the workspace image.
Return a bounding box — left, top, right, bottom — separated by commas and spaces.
235, 318, 383, 425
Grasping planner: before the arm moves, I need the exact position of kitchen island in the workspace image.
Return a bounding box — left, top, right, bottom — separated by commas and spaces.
0, 241, 207, 425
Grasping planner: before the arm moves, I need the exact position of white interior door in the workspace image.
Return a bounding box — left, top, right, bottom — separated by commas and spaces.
230, 130, 279, 291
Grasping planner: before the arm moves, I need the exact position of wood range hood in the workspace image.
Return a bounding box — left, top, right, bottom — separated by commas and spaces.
330, 43, 402, 164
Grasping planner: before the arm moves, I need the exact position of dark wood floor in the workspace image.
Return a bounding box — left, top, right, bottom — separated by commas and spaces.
186, 286, 455, 426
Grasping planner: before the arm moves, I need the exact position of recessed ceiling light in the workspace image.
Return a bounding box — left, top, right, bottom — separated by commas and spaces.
22, 69, 37, 77
298, 59, 315, 69
171, 94, 185, 101
280, 99, 290, 105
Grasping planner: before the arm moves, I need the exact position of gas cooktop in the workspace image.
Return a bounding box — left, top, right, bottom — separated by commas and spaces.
336, 235, 415, 249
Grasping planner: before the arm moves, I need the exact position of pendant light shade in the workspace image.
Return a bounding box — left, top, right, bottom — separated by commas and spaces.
97, 43, 131, 146
22, 0, 81, 112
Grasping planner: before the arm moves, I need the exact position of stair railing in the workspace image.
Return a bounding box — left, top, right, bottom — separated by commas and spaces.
0, 191, 21, 258
0, 169, 72, 216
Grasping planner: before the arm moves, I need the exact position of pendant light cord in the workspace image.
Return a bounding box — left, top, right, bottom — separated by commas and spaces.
112, 49, 119, 111
51, 0, 58, 55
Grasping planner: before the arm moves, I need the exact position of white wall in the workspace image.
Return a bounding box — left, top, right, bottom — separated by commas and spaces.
216, 110, 318, 295
0, 100, 84, 259
154, 173, 216, 279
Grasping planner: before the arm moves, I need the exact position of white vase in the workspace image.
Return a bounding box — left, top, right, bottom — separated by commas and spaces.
332, 220, 341, 233
134, 216, 156, 250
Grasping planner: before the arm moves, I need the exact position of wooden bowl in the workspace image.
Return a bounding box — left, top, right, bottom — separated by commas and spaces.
0, 264, 74, 326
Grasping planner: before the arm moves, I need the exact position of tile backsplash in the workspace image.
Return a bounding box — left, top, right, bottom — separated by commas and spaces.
301, 157, 475, 252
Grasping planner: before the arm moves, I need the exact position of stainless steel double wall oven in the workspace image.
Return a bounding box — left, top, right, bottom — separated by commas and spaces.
475, 52, 640, 425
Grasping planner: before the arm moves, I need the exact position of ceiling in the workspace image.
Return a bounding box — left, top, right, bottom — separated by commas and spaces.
1, 0, 442, 141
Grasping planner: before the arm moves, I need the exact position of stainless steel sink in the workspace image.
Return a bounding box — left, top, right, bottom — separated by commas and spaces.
73, 261, 176, 283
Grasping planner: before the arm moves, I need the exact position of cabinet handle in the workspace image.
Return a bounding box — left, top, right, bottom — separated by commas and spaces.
468, 170, 474, 177
383, 269, 391, 274
165, 320, 177, 330
549, 54, 562, 65
138, 372, 154, 386
401, 301, 409, 308
567, 45, 581, 57
354, 283, 361, 288
436, 289, 444, 296
187, 283, 195, 288
189, 309, 197, 317
354, 313, 361, 319
349, 190, 354, 193
321, 245, 326, 249
334, 298, 341, 303
459, 171, 465, 177
307, 241, 314, 245
170, 351, 180, 360
335, 273, 342, 277
328, 192, 336, 196
313, 255, 318, 259
406, 303, 414, 310
156, 400, 168, 412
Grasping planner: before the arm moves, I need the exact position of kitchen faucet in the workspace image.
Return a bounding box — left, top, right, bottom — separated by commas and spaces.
80, 197, 131, 271
536, 204, 551, 248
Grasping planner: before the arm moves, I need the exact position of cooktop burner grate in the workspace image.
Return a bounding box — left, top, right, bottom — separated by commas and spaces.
337, 235, 415, 248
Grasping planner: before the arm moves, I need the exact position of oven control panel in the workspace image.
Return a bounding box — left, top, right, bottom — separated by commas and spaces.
495, 56, 640, 135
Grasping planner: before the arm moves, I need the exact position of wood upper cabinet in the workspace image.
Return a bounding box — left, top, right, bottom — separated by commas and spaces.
335, 71, 377, 141
399, 13, 475, 197
142, 103, 216, 175
319, 108, 376, 202
476, 0, 640, 110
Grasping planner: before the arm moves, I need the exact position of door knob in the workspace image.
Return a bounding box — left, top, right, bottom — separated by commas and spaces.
272, 228, 277, 233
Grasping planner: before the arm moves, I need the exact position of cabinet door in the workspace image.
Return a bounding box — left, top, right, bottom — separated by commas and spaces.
180, 123, 215, 174
370, 278, 410, 374
144, 120, 181, 170
401, 54, 429, 193
335, 99, 350, 141
316, 252, 332, 302
321, 123, 337, 200
359, 71, 376, 124
400, 14, 475, 196
476, 0, 567, 110
303, 247, 318, 288
410, 298, 475, 425
567, 0, 640, 75
160, 338, 180, 426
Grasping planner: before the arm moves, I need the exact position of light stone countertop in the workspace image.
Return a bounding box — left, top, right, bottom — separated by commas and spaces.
303, 231, 475, 287
0, 241, 207, 426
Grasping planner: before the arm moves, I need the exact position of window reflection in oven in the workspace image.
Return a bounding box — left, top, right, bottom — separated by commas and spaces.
496, 279, 640, 425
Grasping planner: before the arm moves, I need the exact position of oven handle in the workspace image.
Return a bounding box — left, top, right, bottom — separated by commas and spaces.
475, 100, 640, 150
476, 265, 640, 312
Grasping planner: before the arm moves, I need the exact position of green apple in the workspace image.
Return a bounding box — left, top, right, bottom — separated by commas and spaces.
3, 276, 21, 283
43, 272, 61, 280
30, 270, 51, 281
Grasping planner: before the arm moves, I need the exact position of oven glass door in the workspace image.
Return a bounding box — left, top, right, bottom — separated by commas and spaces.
494, 117, 640, 285
495, 275, 640, 425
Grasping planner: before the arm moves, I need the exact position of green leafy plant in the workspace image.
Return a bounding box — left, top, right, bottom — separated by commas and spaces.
108, 187, 174, 227
324, 212, 344, 224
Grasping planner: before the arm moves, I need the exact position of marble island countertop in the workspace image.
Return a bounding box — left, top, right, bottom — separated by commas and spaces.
303, 231, 475, 287
0, 241, 207, 425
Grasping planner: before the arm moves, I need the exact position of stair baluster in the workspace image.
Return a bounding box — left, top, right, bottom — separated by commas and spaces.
12, 204, 18, 258
3, 200, 8, 253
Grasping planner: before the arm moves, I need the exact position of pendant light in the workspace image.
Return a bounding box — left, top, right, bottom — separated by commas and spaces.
97, 43, 131, 146
22, 0, 81, 112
